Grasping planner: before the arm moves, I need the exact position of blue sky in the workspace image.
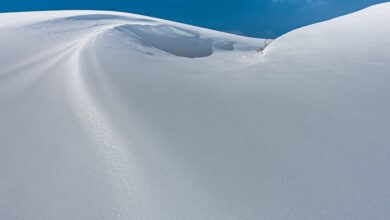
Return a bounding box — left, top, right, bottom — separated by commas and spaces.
0, 0, 388, 38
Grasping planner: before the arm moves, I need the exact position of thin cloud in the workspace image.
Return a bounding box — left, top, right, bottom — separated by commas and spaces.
271, 0, 329, 8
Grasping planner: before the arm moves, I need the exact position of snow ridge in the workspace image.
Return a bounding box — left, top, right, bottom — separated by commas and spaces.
1, 3, 390, 220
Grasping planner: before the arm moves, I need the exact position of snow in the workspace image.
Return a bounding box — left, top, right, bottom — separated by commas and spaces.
1, 3, 390, 220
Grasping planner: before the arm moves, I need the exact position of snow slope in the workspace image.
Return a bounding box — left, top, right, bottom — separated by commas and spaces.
1, 3, 390, 220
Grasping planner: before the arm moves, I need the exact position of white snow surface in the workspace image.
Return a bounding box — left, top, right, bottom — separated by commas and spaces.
1, 3, 390, 220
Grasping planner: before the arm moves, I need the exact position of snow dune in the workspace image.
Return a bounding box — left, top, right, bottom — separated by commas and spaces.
1, 3, 390, 220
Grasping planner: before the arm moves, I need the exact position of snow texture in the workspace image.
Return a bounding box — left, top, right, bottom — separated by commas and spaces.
1, 3, 390, 220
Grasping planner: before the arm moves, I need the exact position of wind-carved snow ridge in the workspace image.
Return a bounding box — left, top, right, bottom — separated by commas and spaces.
65, 31, 142, 217
1, 4, 390, 220
17, 13, 262, 59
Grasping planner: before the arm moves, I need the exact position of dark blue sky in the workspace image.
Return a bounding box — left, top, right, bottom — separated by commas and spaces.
0, 0, 388, 38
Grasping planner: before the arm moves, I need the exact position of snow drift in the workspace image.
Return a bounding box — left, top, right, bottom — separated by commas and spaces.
1, 3, 390, 220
